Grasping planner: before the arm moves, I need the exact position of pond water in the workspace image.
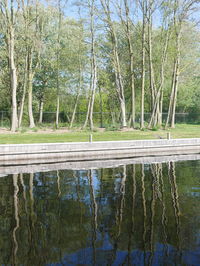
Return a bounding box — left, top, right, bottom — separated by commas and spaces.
0, 160, 200, 265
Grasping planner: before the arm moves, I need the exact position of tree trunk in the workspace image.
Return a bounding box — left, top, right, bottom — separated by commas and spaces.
124, 0, 135, 128
70, 53, 83, 128
9, 26, 18, 132
165, 59, 177, 128
83, 91, 92, 128
158, 89, 163, 126
18, 55, 28, 128
171, 35, 181, 128
165, 3, 182, 129
39, 99, 44, 124
165, 33, 180, 129
56, 0, 62, 129
119, 96, 127, 128
56, 95, 60, 128
101, 0, 127, 128
70, 92, 80, 128
27, 50, 35, 128
99, 86, 103, 128
28, 73, 35, 128
147, 2, 156, 111
18, 85, 26, 128
111, 43, 127, 127
140, 1, 147, 129
83, 0, 97, 131
148, 24, 170, 128
89, 58, 97, 131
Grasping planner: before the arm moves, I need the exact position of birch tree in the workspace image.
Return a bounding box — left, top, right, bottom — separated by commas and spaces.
165, 0, 198, 128
0, 0, 19, 131
20, 0, 44, 128
83, 0, 98, 130
116, 0, 136, 128
140, 0, 147, 129
100, 0, 127, 127
55, 0, 62, 129
148, 0, 171, 128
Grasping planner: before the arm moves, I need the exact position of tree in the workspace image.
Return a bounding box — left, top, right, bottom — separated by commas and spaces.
165, 0, 198, 128
140, 0, 147, 129
0, 0, 19, 131
83, 0, 98, 130
116, 0, 136, 128
100, 0, 127, 128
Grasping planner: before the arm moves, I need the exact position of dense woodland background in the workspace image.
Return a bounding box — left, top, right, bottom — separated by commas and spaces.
0, 0, 200, 131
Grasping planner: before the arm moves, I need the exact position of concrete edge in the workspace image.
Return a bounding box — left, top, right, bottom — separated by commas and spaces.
0, 137, 200, 147
1, 153, 200, 176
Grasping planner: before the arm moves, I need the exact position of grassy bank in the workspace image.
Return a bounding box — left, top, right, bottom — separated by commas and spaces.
0, 124, 199, 144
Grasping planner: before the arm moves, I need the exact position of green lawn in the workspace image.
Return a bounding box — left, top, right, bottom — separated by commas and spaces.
0, 124, 199, 144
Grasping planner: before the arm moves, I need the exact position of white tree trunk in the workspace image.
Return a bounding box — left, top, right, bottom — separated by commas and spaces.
9, 27, 18, 132
140, 1, 146, 129
18, 55, 28, 128
56, 95, 60, 128
39, 100, 44, 124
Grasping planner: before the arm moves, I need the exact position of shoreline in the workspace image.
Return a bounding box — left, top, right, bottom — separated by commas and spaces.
0, 153, 200, 176
0, 138, 200, 168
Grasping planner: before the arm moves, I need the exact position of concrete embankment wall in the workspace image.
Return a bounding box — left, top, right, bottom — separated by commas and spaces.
0, 138, 200, 166
1, 154, 200, 176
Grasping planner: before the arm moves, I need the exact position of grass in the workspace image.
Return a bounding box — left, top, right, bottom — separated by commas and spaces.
0, 123, 199, 144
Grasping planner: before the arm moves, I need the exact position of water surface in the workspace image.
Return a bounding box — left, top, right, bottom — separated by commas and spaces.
0, 160, 200, 265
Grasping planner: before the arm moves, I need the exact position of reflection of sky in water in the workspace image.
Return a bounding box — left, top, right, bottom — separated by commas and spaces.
48, 243, 200, 266
188, 187, 200, 197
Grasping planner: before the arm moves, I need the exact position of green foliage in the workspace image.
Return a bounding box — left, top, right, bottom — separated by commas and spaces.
0, 0, 199, 130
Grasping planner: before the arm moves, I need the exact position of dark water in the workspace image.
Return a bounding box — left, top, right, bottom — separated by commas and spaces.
0, 160, 200, 265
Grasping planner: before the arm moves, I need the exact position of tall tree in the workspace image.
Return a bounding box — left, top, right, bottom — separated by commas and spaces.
83, 0, 98, 130
140, 0, 147, 129
55, 0, 62, 129
165, 0, 198, 128
148, 1, 171, 128
117, 0, 136, 128
0, 0, 19, 131
100, 0, 127, 128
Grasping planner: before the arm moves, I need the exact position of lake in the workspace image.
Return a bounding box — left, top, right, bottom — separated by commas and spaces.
0, 160, 200, 265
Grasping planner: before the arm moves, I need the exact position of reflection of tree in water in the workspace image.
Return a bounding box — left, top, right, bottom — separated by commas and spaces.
12, 174, 19, 265
160, 164, 168, 257
19, 173, 28, 215
88, 169, 98, 265
57, 170, 62, 263
57, 170, 61, 198
75, 171, 83, 224
168, 161, 182, 263
148, 164, 159, 265
0, 161, 199, 264
27, 173, 37, 262
125, 165, 136, 265
146, 163, 169, 265
109, 165, 127, 265
141, 164, 147, 261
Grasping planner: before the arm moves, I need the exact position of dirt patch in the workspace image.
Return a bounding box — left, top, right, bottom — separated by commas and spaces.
0, 128, 15, 134
119, 127, 138, 132
0, 127, 106, 134
0, 127, 70, 134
